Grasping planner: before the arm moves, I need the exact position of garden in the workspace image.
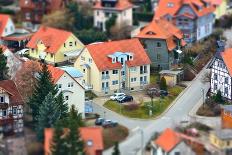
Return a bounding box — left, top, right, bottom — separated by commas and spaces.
104, 86, 184, 119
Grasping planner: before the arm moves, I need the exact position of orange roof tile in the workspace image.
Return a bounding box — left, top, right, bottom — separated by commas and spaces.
221, 48, 232, 76
93, 0, 133, 11
155, 128, 182, 152
0, 14, 10, 36
86, 38, 151, 71
205, 0, 222, 6
136, 19, 184, 51
155, 0, 215, 19
47, 65, 65, 83
44, 127, 104, 155
26, 26, 72, 54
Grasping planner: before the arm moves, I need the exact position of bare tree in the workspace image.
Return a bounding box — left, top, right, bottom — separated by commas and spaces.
201, 71, 211, 84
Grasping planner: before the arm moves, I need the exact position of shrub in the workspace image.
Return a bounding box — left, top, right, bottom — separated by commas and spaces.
27, 142, 43, 155
160, 77, 167, 91
124, 103, 139, 111
133, 12, 153, 22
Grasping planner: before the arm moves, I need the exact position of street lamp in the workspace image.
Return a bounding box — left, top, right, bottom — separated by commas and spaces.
132, 127, 144, 155
201, 88, 205, 108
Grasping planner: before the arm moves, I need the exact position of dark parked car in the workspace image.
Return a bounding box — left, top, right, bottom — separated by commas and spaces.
95, 118, 105, 126
102, 120, 118, 128
118, 95, 133, 103
159, 90, 168, 96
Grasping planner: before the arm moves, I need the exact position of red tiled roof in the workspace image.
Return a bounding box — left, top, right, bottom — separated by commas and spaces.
44, 127, 103, 155
155, 0, 215, 19
26, 26, 72, 54
221, 48, 232, 76
86, 38, 151, 71
136, 19, 185, 51
93, 0, 133, 11
205, 0, 222, 6
0, 45, 8, 52
19, 0, 64, 11
79, 127, 104, 155
155, 128, 182, 152
0, 14, 9, 36
47, 65, 65, 83
0, 80, 23, 104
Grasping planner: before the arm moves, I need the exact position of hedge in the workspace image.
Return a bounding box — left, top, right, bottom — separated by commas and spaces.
133, 12, 154, 22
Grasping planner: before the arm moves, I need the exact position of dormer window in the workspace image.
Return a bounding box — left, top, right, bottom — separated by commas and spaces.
112, 57, 116, 63
147, 31, 155, 35
167, 2, 174, 8
87, 140, 93, 147
129, 55, 133, 60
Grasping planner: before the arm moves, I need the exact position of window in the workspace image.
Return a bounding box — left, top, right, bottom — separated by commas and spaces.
89, 58, 92, 63
50, 53, 54, 58
65, 96, 69, 101
106, 71, 109, 75
167, 2, 174, 7
214, 83, 218, 90
75, 41, 77, 46
130, 67, 136, 72
225, 77, 229, 84
144, 76, 147, 82
106, 82, 109, 88
214, 74, 218, 80
102, 82, 105, 89
131, 77, 137, 82
64, 43, 66, 47
13, 108, 17, 115
0, 96, 4, 103
157, 42, 161, 47
227, 141, 230, 146
81, 56, 85, 61
144, 66, 147, 73
112, 80, 119, 85
225, 87, 228, 95
105, 12, 110, 17
174, 152, 180, 155
83, 69, 85, 73
97, 11, 99, 16
71, 82, 74, 87
69, 42, 72, 46
68, 82, 74, 87
112, 70, 118, 75
2, 110, 6, 117
140, 77, 143, 82
121, 71, 125, 75
25, 12, 30, 20
5, 28, 7, 33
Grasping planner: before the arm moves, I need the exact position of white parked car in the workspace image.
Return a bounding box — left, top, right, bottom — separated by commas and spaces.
110, 93, 126, 101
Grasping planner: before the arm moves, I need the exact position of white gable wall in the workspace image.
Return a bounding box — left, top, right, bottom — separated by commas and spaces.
2, 18, 15, 37
56, 72, 85, 118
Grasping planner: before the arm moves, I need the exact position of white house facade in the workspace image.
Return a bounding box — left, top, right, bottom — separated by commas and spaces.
210, 48, 232, 100
0, 80, 24, 134
0, 14, 15, 37
93, 0, 133, 31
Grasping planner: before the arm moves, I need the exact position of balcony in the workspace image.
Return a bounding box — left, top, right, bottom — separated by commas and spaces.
102, 75, 110, 80
140, 81, 148, 85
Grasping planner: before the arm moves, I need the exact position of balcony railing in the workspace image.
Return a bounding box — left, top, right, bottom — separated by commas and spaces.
140, 81, 148, 85
102, 75, 110, 80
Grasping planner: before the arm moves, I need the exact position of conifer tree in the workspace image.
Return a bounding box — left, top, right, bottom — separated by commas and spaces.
56, 92, 68, 119
0, 47, 9, 80
28, 64, 58, 122
36, 92, 60, 141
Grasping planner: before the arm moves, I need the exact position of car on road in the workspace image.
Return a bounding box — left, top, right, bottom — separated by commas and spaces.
95, 118, 105, 126
102, 120, 118, 128
117, 95, 133, 103
110, 93, 126, 101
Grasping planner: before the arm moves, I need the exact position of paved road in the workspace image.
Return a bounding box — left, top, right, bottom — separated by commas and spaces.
95, 66, 211, 155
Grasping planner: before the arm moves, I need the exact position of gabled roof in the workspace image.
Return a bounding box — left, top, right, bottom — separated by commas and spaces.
47, 65, 65, 83
44, 127, 104, 155
155, 128, 182, 152
0, 14, 10, 36
136, 19, 186, 51
86, 38, 151, 71
26, 26, 72, 54
93, 0, 133, 11
155, 0, 215, 19
221, 48, 232, 76
0, 80, 23, 104
205, 0, 222, 6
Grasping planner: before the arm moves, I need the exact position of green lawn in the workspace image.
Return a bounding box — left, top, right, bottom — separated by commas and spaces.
104, 86, 184, 119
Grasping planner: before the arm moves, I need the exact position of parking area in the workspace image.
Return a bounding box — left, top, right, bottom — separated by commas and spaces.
93, 91, 158, 106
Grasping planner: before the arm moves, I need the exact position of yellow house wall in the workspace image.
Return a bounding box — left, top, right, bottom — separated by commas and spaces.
210, 133, 232, 149
215, 0, 227, 19
161, 75, 176, 87
74, 48, 101, 92
29, 34, 84, 63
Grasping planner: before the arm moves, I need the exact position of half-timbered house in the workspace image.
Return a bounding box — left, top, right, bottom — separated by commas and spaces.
210, 48, 232, 100
0, 80, 24, 134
